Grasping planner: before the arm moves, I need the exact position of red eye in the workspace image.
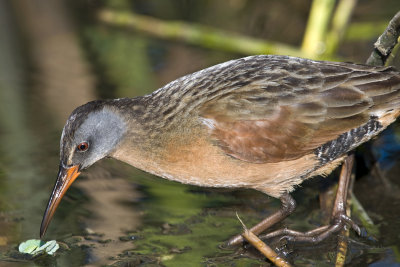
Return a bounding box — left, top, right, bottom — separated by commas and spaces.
77, 142, 89, 152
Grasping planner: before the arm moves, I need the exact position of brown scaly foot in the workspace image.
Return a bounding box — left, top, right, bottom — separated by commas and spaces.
228, 154, 366, 247
266, 155, 366, 244
227, 192, 296, 246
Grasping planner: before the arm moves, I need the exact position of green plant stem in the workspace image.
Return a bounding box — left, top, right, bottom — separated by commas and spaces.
97, 9, 316, 59
301, 0, 336, 57
325, 0, 358, 56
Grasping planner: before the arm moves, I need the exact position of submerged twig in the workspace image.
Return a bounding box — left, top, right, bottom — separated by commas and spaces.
335, 226, 349, 267
351, 195, 379, 237
236, 213, 292, 267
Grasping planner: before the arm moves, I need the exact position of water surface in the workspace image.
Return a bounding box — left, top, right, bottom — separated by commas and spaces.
0, 1, 400, 266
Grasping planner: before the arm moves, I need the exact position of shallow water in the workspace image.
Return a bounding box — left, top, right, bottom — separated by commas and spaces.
1, 1, 400, 266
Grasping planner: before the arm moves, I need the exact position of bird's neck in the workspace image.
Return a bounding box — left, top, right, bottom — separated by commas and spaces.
108, 95, 203, 173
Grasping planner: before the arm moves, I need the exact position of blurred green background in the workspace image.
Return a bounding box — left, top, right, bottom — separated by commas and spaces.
0, 0, 400, 266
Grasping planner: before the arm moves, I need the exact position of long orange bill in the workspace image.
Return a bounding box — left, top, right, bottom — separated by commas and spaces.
40, 164, 81, 238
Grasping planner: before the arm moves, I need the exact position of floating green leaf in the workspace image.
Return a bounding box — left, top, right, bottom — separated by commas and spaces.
18, 239, 59, 257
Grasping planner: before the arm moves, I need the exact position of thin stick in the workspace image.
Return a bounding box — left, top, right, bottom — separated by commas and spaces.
366, 11, 400, 66
335, 226, 349, 267
236, 213, 292, 267
97, 9, 311, 59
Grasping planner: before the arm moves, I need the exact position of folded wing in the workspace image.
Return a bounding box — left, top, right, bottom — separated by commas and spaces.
199, 57, 400, 163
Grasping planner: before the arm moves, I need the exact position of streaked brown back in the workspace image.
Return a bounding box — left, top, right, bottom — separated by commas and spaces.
199, 56, 400, 163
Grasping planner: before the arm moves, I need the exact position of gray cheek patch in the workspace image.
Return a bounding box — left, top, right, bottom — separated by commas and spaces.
73, 107, 126, 167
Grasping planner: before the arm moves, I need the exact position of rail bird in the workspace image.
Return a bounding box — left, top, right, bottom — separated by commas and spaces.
40, 55, 400, 247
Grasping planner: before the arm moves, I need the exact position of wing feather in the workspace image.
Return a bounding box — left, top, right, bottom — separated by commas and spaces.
199, 57, 400, 163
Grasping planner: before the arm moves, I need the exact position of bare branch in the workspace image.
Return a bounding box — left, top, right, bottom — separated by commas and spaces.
367, 11, 400, 66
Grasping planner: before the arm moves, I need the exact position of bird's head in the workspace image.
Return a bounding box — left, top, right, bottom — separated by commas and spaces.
40, 100, 127, 238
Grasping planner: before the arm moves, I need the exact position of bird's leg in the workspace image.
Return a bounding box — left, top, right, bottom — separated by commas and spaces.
331, 154, 354, 227
269, 154, 364, 244
227, 154, 363, 247
227, 192, 296, 246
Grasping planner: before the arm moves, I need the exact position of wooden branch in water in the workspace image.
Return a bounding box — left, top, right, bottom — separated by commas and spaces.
236, 213, 292, 267
367, 11, 400, 66
97, 9, 309, 58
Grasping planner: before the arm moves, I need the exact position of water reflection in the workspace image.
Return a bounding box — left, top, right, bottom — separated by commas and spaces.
74, 163, 141, 265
